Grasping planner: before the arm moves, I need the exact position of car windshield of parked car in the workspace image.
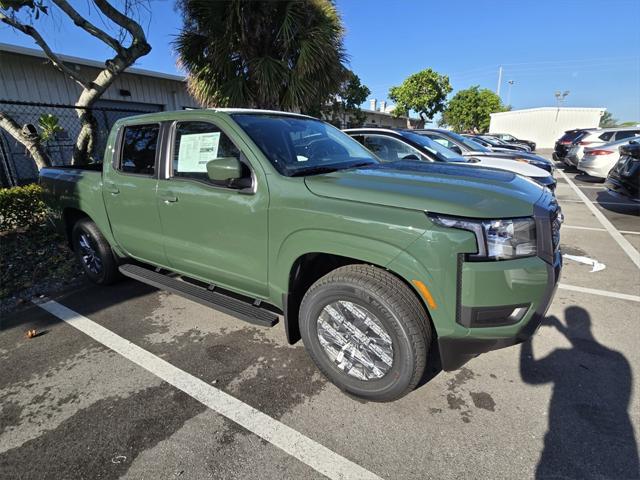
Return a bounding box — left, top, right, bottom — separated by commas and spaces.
231, 114, 379, 176
480, 136, 504, 146
401, 131, 467, 162
443, 130, 491, 153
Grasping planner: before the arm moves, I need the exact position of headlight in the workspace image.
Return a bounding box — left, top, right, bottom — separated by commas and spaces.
429, 214, 537, 260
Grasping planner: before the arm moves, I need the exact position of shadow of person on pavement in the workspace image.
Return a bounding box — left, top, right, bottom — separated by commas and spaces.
520, 306, 639, 479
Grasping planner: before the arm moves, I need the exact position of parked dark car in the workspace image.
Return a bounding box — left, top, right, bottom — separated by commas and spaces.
416, 128, 553, 173
469, 135, 530, 152
486, 133, 536, 151
605, 140, 640, 202
553, 129, 595, 161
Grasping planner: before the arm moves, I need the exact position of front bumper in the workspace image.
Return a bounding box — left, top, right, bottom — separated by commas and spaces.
438, 252, 561, 370
437, 196, 562, 371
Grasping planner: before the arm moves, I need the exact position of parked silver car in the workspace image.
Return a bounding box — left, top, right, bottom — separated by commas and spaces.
578, 136, 640, 179
564, 127, 640, 167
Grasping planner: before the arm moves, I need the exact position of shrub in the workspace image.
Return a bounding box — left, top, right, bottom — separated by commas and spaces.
0, 184, 49, 232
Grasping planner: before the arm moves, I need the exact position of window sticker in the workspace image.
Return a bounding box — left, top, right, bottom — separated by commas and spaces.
177, 132, 221, 172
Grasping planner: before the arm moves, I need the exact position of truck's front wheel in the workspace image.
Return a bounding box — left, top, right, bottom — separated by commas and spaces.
71, 219, 121, 285
299, 265, 431, 402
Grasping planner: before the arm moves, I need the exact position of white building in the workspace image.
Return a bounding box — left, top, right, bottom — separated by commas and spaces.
489, 107, 605, 148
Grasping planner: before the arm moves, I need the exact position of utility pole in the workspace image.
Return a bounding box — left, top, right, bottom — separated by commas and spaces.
496, 66, 503, 97
506, 80, 515, 105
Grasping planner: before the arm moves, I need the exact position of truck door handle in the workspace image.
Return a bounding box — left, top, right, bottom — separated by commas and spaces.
105, 182, 119, 194
160, 194, 178, 204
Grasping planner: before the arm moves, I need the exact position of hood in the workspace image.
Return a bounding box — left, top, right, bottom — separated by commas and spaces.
304, 161, 544, 219
466, 156, 551, 178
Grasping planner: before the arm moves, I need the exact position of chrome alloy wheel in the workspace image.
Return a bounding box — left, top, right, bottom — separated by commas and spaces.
316, 300, 394, 381
78, 233, 102, 274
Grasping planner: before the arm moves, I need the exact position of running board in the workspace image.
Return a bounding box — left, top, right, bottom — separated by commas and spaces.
118, 264, 279, 328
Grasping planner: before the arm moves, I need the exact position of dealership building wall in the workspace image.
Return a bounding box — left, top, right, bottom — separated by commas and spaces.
489, 107, 605, 148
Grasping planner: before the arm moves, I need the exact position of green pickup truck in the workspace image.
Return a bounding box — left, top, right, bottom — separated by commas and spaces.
40, 109, 562, 401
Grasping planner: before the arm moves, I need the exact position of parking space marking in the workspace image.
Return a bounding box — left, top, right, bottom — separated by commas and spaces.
563, 225, 640, 235
33, 298, 383, 480
558, 169, 640, 269
558, 283, 640, 302
558, 199, 638, 207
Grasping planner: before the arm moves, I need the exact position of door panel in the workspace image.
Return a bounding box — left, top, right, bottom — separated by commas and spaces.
103, 123, 167, 266
157, 121, 269, 298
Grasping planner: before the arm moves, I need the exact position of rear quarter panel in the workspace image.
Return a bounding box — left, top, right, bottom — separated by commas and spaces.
39, 167, 117, 249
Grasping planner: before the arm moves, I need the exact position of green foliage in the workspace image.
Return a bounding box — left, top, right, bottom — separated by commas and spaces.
322, 70, 371, 127
0, 184, 48, 231
38, 113, 63, 143
388, 68, 452, 121
175, 0, 347, 111
619, 121, 640, 127
441, 85, 508, 133
599, 111, 618, 128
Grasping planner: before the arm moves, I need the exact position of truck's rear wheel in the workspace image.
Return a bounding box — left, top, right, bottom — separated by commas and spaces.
71, 219, 120, 285
299, 265, 431, 402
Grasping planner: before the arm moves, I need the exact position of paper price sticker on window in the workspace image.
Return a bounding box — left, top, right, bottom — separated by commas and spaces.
177, 132, 221, 172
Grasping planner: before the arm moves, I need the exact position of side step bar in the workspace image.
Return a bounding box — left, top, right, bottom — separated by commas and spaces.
118, 264, 279, 328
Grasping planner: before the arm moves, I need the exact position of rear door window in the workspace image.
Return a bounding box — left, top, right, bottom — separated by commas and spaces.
119, 124, 160, 175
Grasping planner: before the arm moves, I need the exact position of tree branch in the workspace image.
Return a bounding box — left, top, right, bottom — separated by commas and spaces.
93, 0, 146, 40
0, 111, 50, 169
51, 0, 124, 54
0, 12, 88, 89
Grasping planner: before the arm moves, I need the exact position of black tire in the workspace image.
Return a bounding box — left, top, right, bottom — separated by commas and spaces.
299, 265, 431, 402
71, 218, 121, 285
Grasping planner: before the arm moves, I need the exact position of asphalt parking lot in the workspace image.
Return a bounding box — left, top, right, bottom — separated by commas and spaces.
1, 153, 639, 480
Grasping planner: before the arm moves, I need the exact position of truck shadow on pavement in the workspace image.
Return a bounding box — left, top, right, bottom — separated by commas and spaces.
520, 306, 639, 479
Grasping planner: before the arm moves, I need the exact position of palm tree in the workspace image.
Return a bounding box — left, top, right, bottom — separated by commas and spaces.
175, 0, 347, 112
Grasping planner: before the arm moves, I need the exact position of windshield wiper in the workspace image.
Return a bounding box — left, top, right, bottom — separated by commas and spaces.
290, 166, 341, 177
290, 161, 376, 177
344, 161, 377, 170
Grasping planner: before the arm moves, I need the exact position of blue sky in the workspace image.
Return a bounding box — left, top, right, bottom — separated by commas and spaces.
1, 0, 639, 121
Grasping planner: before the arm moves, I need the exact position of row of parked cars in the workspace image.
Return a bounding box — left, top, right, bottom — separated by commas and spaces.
342, 128, 556, 190
553, 126, 640, 201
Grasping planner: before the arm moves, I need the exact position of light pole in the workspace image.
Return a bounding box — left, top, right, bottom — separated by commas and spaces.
555, 90, 570, 107
506, 80, 515, 106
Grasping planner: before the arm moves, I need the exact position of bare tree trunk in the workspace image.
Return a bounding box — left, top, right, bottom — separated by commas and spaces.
1, 0, 151, 168
0, 112, 50, 170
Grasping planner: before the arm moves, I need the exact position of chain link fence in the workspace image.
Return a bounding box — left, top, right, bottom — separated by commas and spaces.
0, 100, 157, 187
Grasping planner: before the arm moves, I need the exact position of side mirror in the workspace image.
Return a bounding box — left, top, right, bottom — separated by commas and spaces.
206, 157, 242, 182
402, 153, 421, 161
450, 145, 463, 155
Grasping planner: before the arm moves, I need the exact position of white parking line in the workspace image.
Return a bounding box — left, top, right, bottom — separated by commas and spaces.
558, 284, 640, 302
33, 298, 383, 480
558, 170, 640, 269
558, 199, 639, 207
563, 225, 640, 235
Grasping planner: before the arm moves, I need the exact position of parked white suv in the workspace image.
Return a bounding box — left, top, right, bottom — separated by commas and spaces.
565, 127, 640, 167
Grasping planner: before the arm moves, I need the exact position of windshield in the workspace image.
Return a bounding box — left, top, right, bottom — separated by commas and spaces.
400, 131, 467, 162
480, 136, 504, 146
442, 130, 491, 153
231, 114, 378, 176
